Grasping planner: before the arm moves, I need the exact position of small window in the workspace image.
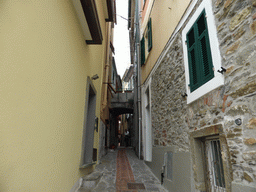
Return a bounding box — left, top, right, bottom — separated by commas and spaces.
147, 18, 152, 52
190, 125, 231, 191
141, 18, 153, 66
140, 37, 145, 66
205, 138, 226, 191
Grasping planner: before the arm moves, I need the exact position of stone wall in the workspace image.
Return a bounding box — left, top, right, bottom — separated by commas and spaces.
213, 0, 256, 186
151, 34, 189, 152
151, 0, 256, 189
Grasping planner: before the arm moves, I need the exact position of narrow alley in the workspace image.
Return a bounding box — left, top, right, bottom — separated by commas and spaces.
1, 0, 256, 192
87, 147, 167, 192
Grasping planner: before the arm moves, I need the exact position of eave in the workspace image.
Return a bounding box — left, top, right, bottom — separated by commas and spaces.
72, 0, 103, 44
102, 0, 117, 23
105, 0, 117, 23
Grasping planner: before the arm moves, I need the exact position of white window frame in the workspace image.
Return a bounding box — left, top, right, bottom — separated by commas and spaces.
205, 136, 226, 192
205, 137, 226, 192
182, 0, 224, 104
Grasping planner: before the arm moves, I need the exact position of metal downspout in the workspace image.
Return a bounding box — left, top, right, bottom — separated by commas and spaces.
136, 0, 142, 160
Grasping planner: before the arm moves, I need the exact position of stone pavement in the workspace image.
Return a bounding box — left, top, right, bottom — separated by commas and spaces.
91, 147, 167, 192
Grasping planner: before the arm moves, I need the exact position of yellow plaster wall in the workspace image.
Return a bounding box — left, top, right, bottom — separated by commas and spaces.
141, 0, 191, 83
0, 1, 106, 191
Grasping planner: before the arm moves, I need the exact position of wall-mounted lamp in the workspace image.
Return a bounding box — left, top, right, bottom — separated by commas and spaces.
91, 74, 99, 80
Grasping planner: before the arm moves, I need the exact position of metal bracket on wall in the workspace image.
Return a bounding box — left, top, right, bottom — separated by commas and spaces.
217, 67, 226, 74
182, 93, 187, 98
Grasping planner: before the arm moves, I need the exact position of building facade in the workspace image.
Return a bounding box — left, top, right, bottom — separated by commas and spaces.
122, 65, 135, 91
0, 1, 115, 191
131, 0, 256, 191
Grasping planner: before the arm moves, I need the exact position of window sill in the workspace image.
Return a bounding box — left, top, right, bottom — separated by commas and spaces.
187, 75, 224, 104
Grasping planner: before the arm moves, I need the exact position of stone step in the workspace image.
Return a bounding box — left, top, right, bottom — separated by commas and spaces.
74, 171, 103, 192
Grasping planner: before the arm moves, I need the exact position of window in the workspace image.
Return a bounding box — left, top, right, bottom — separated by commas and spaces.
140, 18, 152, 66
205, 138, 226, 191
147, 18, 152, 52
190, 124, 231, 191
140, 37, 145, 66
111, 57, 117, 90
182, 0, 224, 104
186, 10, 214, 92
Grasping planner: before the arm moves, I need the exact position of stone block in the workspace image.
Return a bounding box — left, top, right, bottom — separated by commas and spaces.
231, 158, 237, 164
213, 117, 224, 124
230, 71, 251, 89
242, 151, 256, 161
226, 41, 240, 55
226, 105, 249, 116
229, 6, 252, 31
221, 35, 233, 46
216, 0, 224, 8
233, 27, 246, 40
244, 138, 256, 145
234, 137, 243, 144
253, 0, 256, 7
227, 133, 242, 139
243, 172, 253, 183
226, 65, 234, 74
230, 81, 256, 99
236, 44, 256, 65
229, 66, 243, 77
253, 12, 256, 20
248, 118, 256, 129
219, 6, 232, 21
250, 20, 256, 34
217, 22, 226, 32
233, 128, 242, 132
224, 0, 234, 9
230, 150, 240, 157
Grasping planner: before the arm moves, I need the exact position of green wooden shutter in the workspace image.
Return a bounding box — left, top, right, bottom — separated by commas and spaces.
197, 10, 214, 85
186, 10, 214, 92
187, 27, 200, 92
147, 18, 152, 52
140, 37, 145, 66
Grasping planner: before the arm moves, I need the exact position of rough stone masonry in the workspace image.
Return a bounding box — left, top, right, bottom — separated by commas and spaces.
151, 0, 256, 189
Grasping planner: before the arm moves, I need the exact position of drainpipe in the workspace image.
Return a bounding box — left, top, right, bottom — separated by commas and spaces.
137, 42, 141, 159
136, 0, 142, 160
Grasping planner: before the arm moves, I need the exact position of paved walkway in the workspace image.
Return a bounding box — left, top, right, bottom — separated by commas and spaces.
92, 147, 167, 192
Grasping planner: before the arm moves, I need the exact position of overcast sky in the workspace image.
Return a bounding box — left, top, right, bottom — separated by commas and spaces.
114, 0, 130, 78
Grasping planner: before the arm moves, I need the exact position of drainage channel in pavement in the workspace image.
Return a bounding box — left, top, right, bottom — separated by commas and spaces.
91, 147, 167, 192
